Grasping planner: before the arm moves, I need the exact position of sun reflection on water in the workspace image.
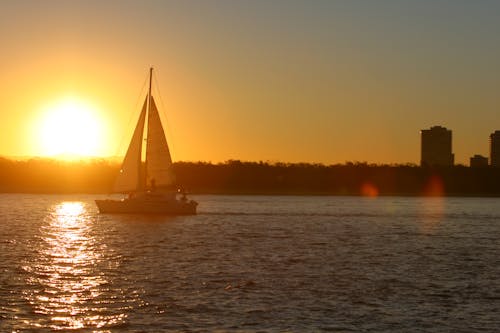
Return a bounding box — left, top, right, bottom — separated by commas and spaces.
23, 201, 126, 330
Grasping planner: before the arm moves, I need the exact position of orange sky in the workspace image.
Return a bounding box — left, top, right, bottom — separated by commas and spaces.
1, 1, 499, 164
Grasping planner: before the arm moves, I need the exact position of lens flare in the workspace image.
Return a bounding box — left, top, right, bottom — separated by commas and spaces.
424, 175, 444, 196
360, 182, 379, 198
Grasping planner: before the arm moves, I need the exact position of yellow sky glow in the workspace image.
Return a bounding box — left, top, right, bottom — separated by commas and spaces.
1, 2, 499, 164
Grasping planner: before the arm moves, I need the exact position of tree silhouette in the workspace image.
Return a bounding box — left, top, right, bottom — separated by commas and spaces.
1, 157, 499, 196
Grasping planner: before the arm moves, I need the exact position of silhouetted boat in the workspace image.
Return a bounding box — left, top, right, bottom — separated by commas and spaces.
95, 68, 197, 214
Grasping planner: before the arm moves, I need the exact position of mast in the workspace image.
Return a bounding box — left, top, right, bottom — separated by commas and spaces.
148, 67, 153, 104
144, 67, 153, 189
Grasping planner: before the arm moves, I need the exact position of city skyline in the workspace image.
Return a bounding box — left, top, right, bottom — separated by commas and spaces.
420, 126, 500, 167
490, 131, 500, 167
1, 1, 500, 164
420, 126, 454, 167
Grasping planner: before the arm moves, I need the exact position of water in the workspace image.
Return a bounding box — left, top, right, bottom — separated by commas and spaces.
1, 194, 499, 332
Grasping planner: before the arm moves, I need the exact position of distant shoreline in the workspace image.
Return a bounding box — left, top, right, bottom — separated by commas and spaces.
2, 191, 500, 198
1, 158, 500, 197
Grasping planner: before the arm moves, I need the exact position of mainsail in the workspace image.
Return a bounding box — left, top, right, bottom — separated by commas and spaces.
113, 99, 147, 193
113, 70, 175, 193
146, 96, 176, 188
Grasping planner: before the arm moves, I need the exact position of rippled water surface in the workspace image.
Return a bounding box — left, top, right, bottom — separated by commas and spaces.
1, 194, 499, 332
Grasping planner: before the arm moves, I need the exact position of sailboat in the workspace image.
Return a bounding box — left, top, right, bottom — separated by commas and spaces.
95, 68, 198, 214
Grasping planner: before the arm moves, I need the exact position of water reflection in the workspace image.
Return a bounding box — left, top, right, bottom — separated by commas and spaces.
24, 201, 125, 330
419, 197, 445, 234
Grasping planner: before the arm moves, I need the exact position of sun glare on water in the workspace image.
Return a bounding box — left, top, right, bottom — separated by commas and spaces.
38, 98, 104, 159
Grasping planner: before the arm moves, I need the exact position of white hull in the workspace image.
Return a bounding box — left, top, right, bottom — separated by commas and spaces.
95, 193, 197, 215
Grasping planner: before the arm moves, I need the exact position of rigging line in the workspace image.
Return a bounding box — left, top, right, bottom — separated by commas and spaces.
114, 72, 149, 160
153, 68, 177, 160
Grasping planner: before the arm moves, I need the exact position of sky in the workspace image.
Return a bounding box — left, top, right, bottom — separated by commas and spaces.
1, 0, 499, 164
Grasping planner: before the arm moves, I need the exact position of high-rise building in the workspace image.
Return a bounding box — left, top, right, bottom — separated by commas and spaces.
490, 131, 500, 167
420, 126, 454, 167
470, 155, 488, 168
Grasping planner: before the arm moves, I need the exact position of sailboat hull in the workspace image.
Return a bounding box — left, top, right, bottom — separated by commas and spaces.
95, 195, 197, 215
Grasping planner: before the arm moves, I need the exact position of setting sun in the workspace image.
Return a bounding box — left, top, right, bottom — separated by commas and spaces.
37, 98, 104, 158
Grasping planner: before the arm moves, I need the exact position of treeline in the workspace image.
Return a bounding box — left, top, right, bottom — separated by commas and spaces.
1, 157, 500, 196
174, 161, 500, 196
0, 157, 116, 193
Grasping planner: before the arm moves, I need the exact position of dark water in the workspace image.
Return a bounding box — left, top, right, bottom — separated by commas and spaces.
0, 194, 499, 332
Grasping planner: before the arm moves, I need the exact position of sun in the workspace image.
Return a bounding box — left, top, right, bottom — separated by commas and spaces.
38, 98, 103, 158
